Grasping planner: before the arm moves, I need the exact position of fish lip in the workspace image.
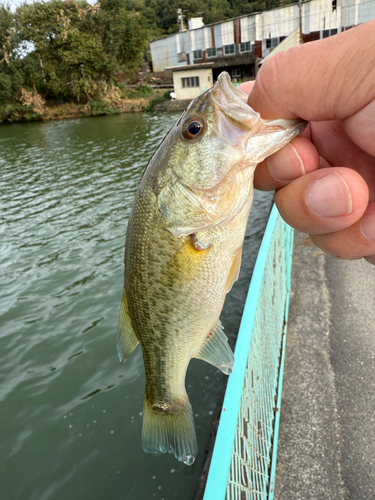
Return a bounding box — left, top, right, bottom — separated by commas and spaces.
212, 71, 307, 135
214, 72, 252, 109
210, 72, 262, 145
212, 71, 259, 121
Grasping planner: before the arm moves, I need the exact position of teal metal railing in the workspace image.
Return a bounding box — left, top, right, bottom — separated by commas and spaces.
203, 204, 293, 500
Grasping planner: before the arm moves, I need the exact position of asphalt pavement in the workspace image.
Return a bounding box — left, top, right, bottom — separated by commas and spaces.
274, 231, 375, 500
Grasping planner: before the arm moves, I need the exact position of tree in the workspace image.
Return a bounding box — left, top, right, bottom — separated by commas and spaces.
0, 4, 24, 103
16, 1, 112, 101
97, 0, 149, 80
15, 0, 149, 100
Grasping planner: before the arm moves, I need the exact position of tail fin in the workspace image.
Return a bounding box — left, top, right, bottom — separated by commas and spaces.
142, 397, 198, 465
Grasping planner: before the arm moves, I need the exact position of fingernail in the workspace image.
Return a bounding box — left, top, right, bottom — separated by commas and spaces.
361, 213, 375, 240
267, 143, 305, 180
308, 173, 352, 217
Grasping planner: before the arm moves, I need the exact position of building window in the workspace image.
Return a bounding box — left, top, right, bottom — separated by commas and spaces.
207, 47, 216, 58
332, 0, 337, 11
182, 76, 200, 88
224, 44, 235, 55
193, 49, 202, 60
266, 37, 279, 49
322, 28, 338, 38
231, 69, 241, 78
240, 41, 251, 52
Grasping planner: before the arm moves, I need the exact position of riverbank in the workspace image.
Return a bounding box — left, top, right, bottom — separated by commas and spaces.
0, 88, 191, 125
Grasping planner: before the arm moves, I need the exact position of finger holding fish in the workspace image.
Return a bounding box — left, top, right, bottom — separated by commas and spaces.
240, 78, 373, 262
240, 24, 375, 263
238, 81, 320, 191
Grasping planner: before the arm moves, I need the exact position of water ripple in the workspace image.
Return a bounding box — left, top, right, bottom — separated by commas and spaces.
0, 112, 273, 500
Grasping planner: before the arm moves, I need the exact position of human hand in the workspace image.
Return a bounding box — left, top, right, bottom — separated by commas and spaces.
239, 19, 375, 265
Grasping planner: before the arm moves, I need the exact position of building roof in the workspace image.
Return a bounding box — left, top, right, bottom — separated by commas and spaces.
165, 62, 214, 72
259, 28, 301, 65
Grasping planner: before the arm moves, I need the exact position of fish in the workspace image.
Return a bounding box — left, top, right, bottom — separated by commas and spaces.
117, 71, 306, 465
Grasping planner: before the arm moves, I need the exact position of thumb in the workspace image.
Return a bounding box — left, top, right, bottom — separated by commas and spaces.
248, 20, 375, 122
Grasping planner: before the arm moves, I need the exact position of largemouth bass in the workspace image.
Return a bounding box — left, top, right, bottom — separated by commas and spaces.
117, 72, 306, 465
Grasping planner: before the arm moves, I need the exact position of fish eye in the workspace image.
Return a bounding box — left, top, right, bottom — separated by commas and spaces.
181, 117, 205, 141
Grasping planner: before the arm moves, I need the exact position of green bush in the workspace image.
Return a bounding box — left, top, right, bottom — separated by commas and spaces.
0, 73, 13, 101
124, 84, 154, 99
89, 100, 109, 115
0, 103, 38, 123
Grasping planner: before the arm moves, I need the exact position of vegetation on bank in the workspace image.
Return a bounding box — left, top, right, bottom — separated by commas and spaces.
0, 86, 171, 124
0, 0, 293, 123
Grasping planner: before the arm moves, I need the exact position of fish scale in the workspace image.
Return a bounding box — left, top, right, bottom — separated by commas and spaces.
116, 72, 306, 465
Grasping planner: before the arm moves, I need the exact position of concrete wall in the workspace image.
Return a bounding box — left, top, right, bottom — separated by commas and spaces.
150, 36, 180, 73
173, 68, 213, 100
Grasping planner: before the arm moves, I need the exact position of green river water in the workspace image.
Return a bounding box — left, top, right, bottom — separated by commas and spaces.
0, 113, 273, 500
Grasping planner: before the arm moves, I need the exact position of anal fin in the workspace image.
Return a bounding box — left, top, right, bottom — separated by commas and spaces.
195, 320, 234, 375
116, 289, 139, 363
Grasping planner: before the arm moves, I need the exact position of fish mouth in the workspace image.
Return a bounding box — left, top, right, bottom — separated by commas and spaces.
211, 72, 262, 145
211, 71, 307, 148
215, 72, 254, 111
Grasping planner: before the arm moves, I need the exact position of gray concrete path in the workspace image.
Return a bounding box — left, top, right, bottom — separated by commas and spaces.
275, 231, 375, 500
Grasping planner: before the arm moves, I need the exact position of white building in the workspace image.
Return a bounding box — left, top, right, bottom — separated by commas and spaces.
150, 0, 375, 84
169, 64, 213, 100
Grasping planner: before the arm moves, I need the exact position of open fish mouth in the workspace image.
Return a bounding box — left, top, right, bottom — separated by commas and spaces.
210, 72, 307, 149
211, 72, 262, 144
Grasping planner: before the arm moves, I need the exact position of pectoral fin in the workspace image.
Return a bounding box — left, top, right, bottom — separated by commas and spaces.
166, 236, 210, 282
116, 289, 139, 363
195, 320, 234, 375
225, 246, 243, 293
